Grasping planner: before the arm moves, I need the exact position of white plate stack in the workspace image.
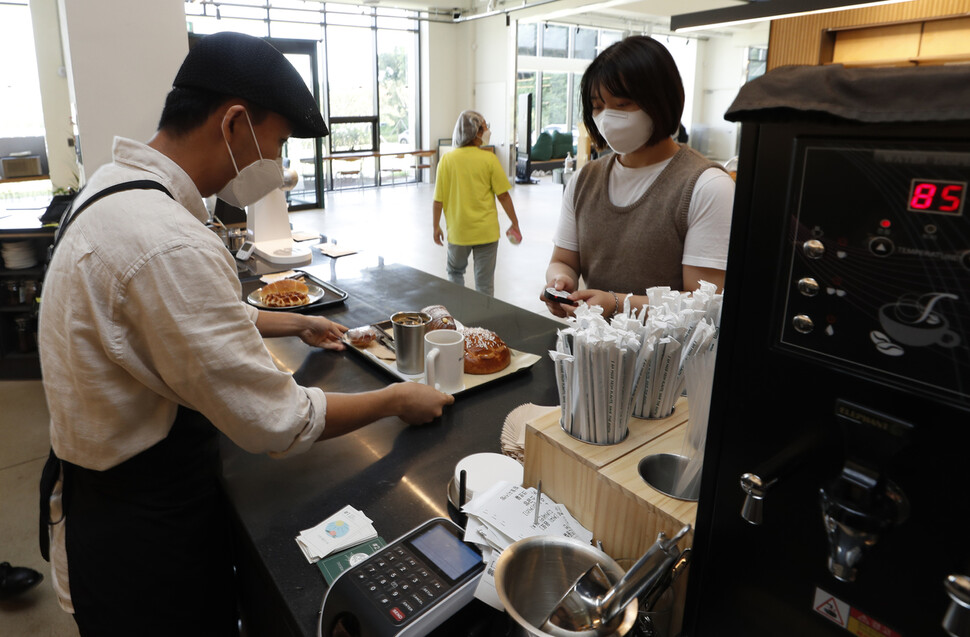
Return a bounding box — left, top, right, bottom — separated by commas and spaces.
1, 241, 37, 269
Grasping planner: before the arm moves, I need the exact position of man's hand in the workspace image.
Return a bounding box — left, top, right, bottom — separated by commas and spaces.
433, 226, 445, 246
390, 383, 455, 425
298, 316, 348, 350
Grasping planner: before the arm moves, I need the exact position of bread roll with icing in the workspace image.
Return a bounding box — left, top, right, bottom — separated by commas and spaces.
462, 327, 511, 374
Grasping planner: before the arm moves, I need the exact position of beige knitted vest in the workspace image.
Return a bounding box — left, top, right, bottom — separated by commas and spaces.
573, 145, 723, 293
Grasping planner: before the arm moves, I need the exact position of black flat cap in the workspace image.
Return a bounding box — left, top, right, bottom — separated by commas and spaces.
174, 32, 328, 138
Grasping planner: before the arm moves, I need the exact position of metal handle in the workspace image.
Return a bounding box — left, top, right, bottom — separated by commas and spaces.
598, 525, 691, 621
740, 473, 776, 525
737, 432, 822, 525
944, 574, 970, 637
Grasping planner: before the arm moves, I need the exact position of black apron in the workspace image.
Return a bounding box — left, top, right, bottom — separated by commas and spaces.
42, 406, 239, 637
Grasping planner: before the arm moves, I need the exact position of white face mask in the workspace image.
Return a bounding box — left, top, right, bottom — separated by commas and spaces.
216, 110, 284, 209
480, 128, 491, 146
592, 108, 654, 156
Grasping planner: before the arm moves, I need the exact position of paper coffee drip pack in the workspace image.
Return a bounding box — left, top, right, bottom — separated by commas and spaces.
550, 282, 723, 444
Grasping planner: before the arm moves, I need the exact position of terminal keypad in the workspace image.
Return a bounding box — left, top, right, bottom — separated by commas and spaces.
354, 544, 445, 625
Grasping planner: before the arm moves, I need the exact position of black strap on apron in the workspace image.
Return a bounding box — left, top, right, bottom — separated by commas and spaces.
39, 179, 174, 562
48, 179, 173, 258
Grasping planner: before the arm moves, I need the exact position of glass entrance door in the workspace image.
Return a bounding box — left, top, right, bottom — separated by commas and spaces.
271, 38, 323, 210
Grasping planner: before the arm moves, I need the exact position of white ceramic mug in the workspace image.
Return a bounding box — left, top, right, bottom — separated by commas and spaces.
424, 330, 464, 393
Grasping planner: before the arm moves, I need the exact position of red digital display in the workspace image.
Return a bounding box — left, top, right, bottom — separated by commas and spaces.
907, 179, 966, 215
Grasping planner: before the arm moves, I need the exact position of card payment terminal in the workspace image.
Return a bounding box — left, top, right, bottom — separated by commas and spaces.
318, 518, 485, 637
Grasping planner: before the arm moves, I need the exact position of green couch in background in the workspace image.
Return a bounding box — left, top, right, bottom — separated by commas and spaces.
529, 130, 576, 172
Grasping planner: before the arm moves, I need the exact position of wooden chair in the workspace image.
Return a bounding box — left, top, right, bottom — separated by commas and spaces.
413, 150, 437, 183
335, 156, 364, 189
379, 154, 407, 186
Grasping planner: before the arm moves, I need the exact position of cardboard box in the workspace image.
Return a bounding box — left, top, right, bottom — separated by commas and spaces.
1, 155, 43, 179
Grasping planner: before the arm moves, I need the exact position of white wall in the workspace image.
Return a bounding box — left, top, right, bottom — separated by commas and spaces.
56, 0, 188, 181
690, 26, 769, 162
29, 0, 74, 190
472, 15, 513, 175
422, 20, 470, 179
421, 15, 514, 178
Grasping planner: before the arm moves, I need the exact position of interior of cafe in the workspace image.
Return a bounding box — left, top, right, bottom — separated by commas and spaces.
2, 1, 969, 636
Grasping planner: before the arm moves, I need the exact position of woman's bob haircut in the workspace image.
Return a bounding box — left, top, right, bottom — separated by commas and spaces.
580, 35, 685, 152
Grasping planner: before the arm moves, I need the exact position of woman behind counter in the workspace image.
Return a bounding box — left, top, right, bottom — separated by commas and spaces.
541, 35, 735, 318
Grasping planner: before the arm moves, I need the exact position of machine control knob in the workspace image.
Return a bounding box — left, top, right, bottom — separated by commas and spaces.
802, 239, 825, 259
792, 315, 814, 334
797, 278, 820, 297
943, 574, 970, 637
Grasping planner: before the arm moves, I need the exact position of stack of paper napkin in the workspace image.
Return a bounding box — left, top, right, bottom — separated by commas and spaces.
296, 505, 378, 563
500, 403, 559, 462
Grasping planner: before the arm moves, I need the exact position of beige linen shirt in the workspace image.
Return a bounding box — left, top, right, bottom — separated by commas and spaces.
39, 137, 327, 609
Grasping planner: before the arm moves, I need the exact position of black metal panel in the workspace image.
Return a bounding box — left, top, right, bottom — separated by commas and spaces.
686, 120, 970, 636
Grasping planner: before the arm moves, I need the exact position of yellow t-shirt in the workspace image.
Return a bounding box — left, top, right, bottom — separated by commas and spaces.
433, 146, 511, 246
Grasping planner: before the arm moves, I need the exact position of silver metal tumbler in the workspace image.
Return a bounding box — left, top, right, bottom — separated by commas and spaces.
391, 311, 431, 375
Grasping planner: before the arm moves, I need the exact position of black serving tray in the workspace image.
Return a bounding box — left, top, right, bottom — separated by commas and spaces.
242, 270, 348, 313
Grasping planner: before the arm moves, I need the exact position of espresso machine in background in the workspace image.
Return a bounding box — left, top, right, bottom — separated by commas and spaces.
684, 66, 970, 637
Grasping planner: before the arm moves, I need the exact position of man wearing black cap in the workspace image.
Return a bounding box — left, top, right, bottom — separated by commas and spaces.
38, 32, 452, 636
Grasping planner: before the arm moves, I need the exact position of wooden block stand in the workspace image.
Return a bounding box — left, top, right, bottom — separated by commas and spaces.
522, 398, 697, 634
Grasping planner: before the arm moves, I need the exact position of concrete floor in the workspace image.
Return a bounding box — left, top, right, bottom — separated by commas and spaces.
0, 176, 566, 635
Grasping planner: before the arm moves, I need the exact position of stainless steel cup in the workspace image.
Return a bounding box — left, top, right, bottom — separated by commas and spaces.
391, 311, 431, 375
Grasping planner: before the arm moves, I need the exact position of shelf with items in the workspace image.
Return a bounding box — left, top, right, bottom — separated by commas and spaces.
0, 228, 53, 379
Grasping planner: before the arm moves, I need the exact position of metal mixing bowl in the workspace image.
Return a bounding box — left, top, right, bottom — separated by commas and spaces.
494, 535, 638, 637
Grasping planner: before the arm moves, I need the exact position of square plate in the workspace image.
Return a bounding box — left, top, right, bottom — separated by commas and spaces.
344, 321, 541, 394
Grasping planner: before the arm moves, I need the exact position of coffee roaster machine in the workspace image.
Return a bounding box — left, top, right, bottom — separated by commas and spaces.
684, 66, 970, 637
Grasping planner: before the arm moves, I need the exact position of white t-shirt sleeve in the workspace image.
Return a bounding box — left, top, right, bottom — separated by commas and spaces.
682, 168, 735, 270
552, 171, 581, 251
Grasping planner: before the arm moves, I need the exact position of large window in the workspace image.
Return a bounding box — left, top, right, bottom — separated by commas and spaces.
0, 1, 52, 203
0, 2, 43, 139
517, 23, 537, 56
518, 23, 702, 156
539, 72, 568, 134
516, 23, 623, 152
540, 24, 568, 58
185, 1, 420, 200
573, 28, 598, 60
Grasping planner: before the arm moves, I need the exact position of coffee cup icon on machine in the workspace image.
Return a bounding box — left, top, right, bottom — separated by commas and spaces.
873, 292, 961, 354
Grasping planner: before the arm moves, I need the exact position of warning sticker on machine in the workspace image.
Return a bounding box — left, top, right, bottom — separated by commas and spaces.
813, 588, 902, 637
814, 589, 849, 627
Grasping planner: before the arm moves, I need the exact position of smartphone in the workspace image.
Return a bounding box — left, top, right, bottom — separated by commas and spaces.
235, 240, 256, 261
544, 287, 577, 306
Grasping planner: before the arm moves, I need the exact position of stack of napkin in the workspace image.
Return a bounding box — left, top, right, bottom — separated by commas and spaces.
296, 505, 378, 563
500, 403, 559, 462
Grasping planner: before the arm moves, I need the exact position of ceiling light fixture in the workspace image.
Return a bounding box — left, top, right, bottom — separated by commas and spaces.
671, 0, 914, 33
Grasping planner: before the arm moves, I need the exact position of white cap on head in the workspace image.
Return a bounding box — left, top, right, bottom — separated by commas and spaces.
453, 110, 486, 147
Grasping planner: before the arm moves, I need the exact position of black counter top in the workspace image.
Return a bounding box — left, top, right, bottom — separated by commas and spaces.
220, 257, 562, 637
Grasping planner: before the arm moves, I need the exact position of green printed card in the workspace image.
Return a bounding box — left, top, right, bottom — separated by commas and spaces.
316, 537, 387, 585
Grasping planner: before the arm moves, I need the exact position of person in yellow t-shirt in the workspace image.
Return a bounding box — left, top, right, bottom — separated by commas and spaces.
433, 110, 521, 296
